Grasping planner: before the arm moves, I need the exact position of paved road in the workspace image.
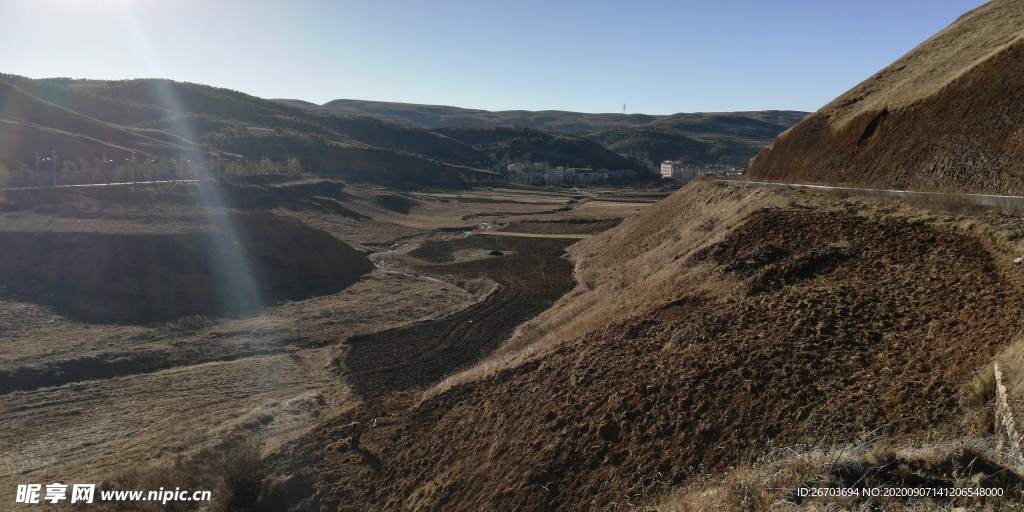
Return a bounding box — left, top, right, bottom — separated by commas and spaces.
724, 179, 1024, 208
1, 179, 201, 191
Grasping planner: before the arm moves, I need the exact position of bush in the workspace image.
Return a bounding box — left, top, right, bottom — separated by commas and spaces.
220, 433, 266, 510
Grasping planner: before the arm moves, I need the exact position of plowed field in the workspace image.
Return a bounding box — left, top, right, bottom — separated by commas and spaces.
344, 235, 575, 398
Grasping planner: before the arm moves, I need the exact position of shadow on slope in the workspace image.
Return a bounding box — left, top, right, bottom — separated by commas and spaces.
0, 211, 373, 324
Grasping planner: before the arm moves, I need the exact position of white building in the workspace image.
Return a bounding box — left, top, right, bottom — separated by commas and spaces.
660, 161, 701, 183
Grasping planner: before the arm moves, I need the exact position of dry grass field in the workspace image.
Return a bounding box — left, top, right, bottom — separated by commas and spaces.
268, 181, 1024, 511
0, 176, 650, 508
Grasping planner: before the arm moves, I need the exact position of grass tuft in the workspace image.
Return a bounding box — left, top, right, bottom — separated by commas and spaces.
657, 437, 1024, 511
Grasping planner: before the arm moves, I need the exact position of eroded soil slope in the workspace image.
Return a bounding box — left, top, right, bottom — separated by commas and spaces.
268, 183, 1024, 510
344, 235, 575, 398
747, 0, 1024, 194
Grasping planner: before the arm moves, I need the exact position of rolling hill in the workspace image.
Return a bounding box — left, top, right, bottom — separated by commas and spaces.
435, 126, 648, 173
0, 74, 801, 183
0, 75, 492, 181
746, 0, 1024, 194
587, 111, 804, 167
274, 98, 661, 132
277, 97, 806, 167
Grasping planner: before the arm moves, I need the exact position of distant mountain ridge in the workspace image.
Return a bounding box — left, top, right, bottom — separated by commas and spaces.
276, 98, 661, 132
276, 98, 807, 167
0, 73, 798, 182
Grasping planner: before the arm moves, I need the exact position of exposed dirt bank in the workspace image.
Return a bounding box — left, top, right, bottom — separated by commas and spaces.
748, 1, 1024, 195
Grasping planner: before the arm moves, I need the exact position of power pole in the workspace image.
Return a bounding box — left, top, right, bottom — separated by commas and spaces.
35, 152, 41, 187
51, 150, 58, 187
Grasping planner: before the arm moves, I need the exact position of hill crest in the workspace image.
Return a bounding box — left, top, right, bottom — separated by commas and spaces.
747, 0, 1024, 194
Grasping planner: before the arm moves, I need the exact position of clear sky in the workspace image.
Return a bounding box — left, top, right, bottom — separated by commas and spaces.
0, 0, 989, 114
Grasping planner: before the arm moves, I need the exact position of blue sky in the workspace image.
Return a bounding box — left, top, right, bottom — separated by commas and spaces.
0, 0, 989, 114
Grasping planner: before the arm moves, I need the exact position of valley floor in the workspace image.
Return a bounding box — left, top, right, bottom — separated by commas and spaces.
0, 177, 654, 509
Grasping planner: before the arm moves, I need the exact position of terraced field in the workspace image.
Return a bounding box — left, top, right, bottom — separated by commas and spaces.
343, 235, 576, 398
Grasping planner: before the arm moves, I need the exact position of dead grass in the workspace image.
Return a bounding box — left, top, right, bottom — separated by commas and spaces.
994, 339, 1024, 455
418, 182, 788, 403
657, 437, 1024, 511
819, 1, 1024, 130
69, 432, 267, 511
165, 314, 217, 333
903, 190, 992, 216
968, 364, 998, 409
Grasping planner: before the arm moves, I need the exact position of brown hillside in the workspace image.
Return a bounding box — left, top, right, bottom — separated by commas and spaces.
265, 182, 1024, 510
747, 0, 1024, 194
0, 207, 373, 324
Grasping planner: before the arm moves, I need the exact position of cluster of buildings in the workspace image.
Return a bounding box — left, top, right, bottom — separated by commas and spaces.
503, 164, 638, 185
492, 159, 744, 186
660, 161, 743, 184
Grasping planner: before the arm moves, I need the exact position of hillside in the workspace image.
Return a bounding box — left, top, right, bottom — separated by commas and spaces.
434, 126, 648, 174
265, 181, 1024, 510
746, 0, 1024, 194
0, 75, 490, 181
587, 111, 804, 167
256, 4, 1024, 507
0, 177, 663, 508
277, 98, 660, 132
279, 97, 806, 167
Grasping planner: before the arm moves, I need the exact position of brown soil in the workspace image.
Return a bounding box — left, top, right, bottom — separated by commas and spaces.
344, 235, 575, 398
266, 183, 1024, 510
499, 218, 622, 235
0, 179, 651, 501
0, 211, 373, 324
748, 0, 1024, 194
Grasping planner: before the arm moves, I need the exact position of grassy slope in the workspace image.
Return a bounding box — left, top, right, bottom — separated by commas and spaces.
585, 111, 805, 167
269, 181, 1024, 510
281, 98, 806, 167
0, 75, 489, 178
747, 0, 1024, 194
0, 79, 203, 163
435, 125, 649, 173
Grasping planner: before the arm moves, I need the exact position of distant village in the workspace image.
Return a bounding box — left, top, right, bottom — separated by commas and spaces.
498, 162, 638, 185
495, 160, 744, 186
658, 160, 744, 183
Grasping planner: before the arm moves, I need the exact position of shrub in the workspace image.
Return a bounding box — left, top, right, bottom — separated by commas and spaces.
219, 433, 266, 510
